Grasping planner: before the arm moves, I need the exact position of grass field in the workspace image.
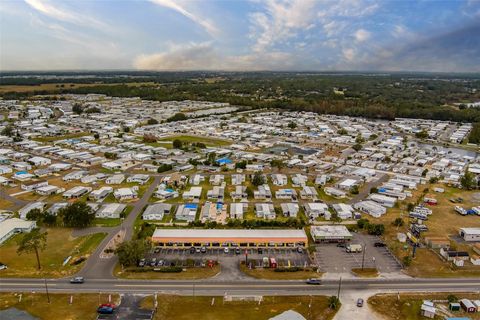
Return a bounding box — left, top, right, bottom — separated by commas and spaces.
369, 292, 480, 320
0, 293, 119, 320
240, 263, 321, 280
369, 183, 480, 277
157, 135, 232, 148
351, 268, 379, 278
32, 132, 91, 142
114, 264, 220, 280
0, 198, 14, 211
0, 228, 106, 278
142, 295, 338, 320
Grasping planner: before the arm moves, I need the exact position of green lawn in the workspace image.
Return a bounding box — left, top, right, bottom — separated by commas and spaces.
157, 135, 232, 147
114, 263, 220, 280
0, 228, 106, 278
32, 132, 91, 143
0, 293, 120, 320
142, 295, 338, 320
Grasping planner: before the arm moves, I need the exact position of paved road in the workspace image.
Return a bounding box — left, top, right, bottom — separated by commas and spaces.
77, 176, 161, 279
1, 278, 479, 296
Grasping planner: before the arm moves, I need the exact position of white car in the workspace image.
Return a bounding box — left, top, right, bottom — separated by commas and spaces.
224, 247, 229, 253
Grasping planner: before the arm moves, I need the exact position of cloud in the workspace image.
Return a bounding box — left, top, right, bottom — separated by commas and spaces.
24, 0, 107, 30
133, 42, 296, 71
149, 0, 219, 36
364, 23, 480, 72
342, 48, 355, 61
354, 29, 370, 42
249, 0, 317, 52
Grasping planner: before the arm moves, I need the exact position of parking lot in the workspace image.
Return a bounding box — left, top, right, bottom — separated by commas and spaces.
314, 233, 402, 273
141, 247, 311, 278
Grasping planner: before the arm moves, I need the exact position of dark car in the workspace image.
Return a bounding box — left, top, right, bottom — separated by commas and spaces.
336, 243, 346, 248
357, 298, 364, 307
374, 242, 386, 247
235, 248, 241, 255
153, 247, 160, 253
200, 247, 207, 253
190, 247, 196, 254
258, 248, 263, 254
297, 247, 304, 253
138, 258, 146, 267
97, 306, 114, 314
69, 276, 84, 284
306, 278, 322, 285
99, 303, 116, 309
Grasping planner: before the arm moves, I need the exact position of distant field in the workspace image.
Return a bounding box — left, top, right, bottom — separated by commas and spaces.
157, 135, 232, 147
0, 228, 106, 278
32, 132, 91, 142
0, 82, 156, 93
0, 293, 119, 320
142, 295, 337, 320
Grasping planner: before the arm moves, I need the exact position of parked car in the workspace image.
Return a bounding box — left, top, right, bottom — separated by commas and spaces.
336, 243, 346, 248
296, 247, 304, 253
0, 263, 7, 271
200, 246, 207, 253
306, 278, 322, 285
153, 247, 160, 253
224, 247, 229, 254
357, 298, 364, 307
157, 260, 164, 267
374, 242, 386, 247
150, 258, 157, 267
195, 247, 201, 253
257, 248, 263, 254
235, 248, 241, 255
138, 258, 146, 267
99, 303, 116, 309
70, 276, 84, 284
190, 247, 196, 254
97, 306, 114, 314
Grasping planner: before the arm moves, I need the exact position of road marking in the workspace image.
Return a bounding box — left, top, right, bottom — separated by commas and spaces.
114, 284, 318, 288
4, 283, 57, 286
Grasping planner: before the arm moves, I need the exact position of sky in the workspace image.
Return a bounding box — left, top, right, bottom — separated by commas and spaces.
1, 0, 480, 72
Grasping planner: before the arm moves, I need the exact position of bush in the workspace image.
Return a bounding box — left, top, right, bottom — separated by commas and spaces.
402, 255, 412, 267
274, 267, 303, 272
156, 266, 183, 273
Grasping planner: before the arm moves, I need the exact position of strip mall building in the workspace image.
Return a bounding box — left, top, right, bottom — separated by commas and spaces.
151, 228, 308, 248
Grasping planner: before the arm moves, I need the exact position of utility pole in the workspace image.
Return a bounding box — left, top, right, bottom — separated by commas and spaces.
43, 278, 50, 303
337, 276, 342, 299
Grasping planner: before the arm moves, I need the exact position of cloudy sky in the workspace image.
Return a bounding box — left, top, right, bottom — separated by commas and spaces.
1, 0, 479, 72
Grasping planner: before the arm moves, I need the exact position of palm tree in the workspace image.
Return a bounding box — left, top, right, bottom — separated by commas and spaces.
17, 228, 48, 270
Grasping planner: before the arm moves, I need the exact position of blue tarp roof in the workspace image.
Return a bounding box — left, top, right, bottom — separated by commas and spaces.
216, 158, 232, 164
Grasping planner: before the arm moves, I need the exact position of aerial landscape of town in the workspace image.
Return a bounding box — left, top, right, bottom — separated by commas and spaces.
0, 0, 479, 319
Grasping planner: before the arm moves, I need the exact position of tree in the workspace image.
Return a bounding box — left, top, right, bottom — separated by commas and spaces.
1, 124, 14, 137
355, 135, 365, 143
42, 213, 57, 226
147, 118, 159, 125
461, 172, 476, 190
357, 218, 369, 229
270, 159, 285, 172
59, 202, 95, 228
287, 121, 297, 129
115, 239, 151, 267
245, 186, 254, 198
167, 113, 187, 122
352, 143, 362, 152
172, 139, 183, 149
252, 171, 265, 186
328, 296, 340, 310
72, 103, 83, 115
369, 187, 378, 194
350, 185, 359, 195
415, 130, 429, 139
104, 152, 118, 160
393, 217, 404, 227
157, 164, 173, 173
17, 228, 48, 270
93, 133, 100, 140
26, 208, 42, 222
235, 160, 247, 169
402, 255, 412, 267
337, 128, 348, 135
447, 294, 458, 303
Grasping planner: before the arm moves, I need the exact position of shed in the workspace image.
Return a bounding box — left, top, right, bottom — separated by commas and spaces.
460, 299, 476, 313
449, 302, 461, 311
